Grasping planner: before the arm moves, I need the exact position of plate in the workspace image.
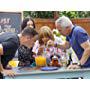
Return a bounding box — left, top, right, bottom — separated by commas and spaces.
41, 66, 59, 71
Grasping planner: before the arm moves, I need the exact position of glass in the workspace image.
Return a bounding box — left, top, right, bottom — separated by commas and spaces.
60, 55, 67, 67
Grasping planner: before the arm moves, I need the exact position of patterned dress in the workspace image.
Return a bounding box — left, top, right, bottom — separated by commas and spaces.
18, 45, 35, 67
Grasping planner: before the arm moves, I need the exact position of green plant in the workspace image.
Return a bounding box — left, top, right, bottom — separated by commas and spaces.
59, 11, 90, 18
23, 11, 54, 18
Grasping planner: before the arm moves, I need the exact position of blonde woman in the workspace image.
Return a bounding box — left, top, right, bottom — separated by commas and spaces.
32, 26, 54, 55
32, 26, 63, 66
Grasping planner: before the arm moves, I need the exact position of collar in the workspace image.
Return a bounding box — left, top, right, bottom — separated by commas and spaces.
68, 25, 76, 38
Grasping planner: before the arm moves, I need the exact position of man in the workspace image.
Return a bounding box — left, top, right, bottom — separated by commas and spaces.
0, 27, 38, 78
55, 16, 90, 69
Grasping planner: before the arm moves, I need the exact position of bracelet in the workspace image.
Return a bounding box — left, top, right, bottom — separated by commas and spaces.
72, 62, 82, 68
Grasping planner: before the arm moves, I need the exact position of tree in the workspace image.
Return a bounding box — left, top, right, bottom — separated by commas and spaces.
59, 11, 90, 18
23, 11, 54, 18
23, 11, 90, 19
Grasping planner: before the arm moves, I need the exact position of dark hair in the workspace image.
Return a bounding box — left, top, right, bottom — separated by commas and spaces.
21, 17, 36, 30
22, 27, 38, 37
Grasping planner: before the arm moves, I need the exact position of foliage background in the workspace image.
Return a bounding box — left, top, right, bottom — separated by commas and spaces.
23, 11, 90, 19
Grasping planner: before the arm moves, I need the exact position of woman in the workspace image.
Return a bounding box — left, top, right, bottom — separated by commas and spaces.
21, 17, 35, 30
32, 26, 63, 66
18, 17, 37, 67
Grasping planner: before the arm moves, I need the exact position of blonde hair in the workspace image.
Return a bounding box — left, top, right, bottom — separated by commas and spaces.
39, 26, 54, 45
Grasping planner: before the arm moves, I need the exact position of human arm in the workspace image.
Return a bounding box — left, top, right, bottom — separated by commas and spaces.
0, 44, 4, 55
67, 28, 90, 69
0, 41, 17, 77
55, 41, 70, 50
68, 40, 90, 69
0, 57, 16, 78
79, 40, 90, 65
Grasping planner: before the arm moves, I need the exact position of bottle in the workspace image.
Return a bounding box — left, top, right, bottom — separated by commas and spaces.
66, 48, 72, 67
51, 55, 61, 67
60, 53, 67, 67
67, 53, 72, 67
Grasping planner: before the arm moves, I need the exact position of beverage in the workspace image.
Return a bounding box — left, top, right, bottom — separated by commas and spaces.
60, 55, 67, 67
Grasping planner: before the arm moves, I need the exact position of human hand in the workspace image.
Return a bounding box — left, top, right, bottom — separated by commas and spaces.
67, 64, 81, 69
38, 46, 44, 55
47, 40, 54, 47
1, 69, 16, 78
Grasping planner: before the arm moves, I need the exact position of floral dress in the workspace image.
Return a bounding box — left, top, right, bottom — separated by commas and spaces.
18, 45, 35, 67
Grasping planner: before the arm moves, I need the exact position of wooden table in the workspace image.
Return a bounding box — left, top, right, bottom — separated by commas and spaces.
5, 67, 90, 79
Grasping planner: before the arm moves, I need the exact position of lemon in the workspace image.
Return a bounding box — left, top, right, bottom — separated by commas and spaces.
8, 60, 19, 67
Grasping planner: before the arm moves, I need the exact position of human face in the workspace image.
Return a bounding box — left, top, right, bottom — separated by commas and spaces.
55, 23, 71, 36
21, 35, 37, 48
27, 20, 34, 29
29, 36, 37, 47
42, 36, 49, 45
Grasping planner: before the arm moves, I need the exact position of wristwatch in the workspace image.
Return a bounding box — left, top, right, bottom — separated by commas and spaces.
77, 62, 82, 68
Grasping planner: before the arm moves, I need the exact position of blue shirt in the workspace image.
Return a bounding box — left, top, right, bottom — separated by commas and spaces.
66, 25, 90, 68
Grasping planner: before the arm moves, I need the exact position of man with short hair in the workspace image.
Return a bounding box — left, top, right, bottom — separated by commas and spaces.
55, 16, 90, 69
0, 27, 38, 78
